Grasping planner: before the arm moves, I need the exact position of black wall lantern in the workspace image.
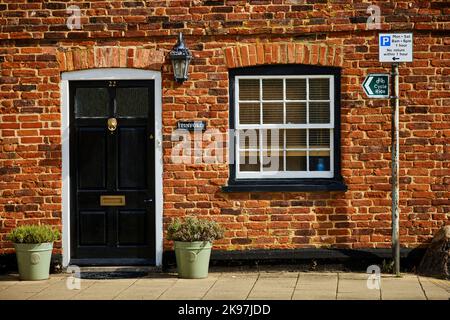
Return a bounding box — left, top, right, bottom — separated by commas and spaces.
169, 33, 192, 83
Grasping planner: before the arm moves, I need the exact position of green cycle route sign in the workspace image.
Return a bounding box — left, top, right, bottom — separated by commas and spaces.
362, 73, 389, 98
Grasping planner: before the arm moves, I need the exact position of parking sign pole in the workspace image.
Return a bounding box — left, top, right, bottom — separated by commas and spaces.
391, 62, 400, 277
380, 33, 413, 277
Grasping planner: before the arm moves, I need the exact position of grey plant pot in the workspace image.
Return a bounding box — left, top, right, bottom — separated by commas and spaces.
14, 243, 53, 281
174, 241, 212, 279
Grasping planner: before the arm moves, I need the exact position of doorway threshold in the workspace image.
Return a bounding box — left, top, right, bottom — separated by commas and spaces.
70, 258, 155, 267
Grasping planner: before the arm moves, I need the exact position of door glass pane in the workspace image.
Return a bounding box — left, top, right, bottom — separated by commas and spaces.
239, 79, 260, 101
286, 129, 307, 149
262, 79, 283, 100
309, 78, 330, 100
309, 150, 331, 171
309, 129, 330, 148
286, 79, 306, 100
286, 150, 307, 171
286, 102, 306, 124
239, 151, 260, 172
75, 87, 109, 118
309, 102, 330, 124
116, 87, 149, 118
239, 103, 260, 124
263, 103, 283, 124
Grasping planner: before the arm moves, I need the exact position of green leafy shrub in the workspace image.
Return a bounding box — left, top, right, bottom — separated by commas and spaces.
7, 225, 61, 244
167, 217, 224, 242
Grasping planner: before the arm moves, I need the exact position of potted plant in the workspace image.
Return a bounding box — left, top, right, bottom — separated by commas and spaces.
7, 224, 60, 281
167, 217, 224, 279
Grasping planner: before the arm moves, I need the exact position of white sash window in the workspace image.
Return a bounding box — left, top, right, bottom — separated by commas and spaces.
235, 75, 334, 179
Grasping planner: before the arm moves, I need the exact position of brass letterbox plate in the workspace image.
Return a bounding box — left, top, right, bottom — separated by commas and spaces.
100, 195, 126, 206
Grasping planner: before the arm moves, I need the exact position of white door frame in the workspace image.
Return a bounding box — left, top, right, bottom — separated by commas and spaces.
60, 68, 163, 267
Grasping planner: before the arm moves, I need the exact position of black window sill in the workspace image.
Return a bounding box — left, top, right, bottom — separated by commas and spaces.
221, 179, 348, 192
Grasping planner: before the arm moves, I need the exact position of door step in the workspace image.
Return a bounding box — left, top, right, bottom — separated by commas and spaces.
66, 266, 162, 279
77, 266, 161, 273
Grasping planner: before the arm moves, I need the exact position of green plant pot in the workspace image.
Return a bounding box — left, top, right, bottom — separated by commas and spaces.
174, 241, 212, 279
14, 243, 53, 281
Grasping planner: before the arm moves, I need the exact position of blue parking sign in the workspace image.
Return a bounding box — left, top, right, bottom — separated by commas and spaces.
380, 36, 391, 46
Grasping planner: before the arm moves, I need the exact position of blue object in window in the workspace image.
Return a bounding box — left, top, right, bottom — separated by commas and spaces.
317, 158, 325, 171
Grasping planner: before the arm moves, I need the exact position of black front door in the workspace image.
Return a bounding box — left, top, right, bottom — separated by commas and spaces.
70, 80, 155, 264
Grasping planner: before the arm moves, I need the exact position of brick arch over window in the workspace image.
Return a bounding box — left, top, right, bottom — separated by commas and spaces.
223, 43, 343, 69
56, 47, 165, 72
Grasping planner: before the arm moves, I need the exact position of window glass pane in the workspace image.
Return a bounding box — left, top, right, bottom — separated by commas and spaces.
309, 78, 330, 100
262, 129, 284, 150
286, 102, 306, 124
286, 150, 307, 171
239, 103, 260, 124
75, 87, 109, 118
309, 150, 331, 171
239, 151, 260, 172
262, 151, 283, 171
286, 79, 306, 100
262, 79, 283, 100
239, 79, 260, 101
263, 103, 283, 124
239, 129, 259, 149
286, 129, 306, 149
309, 102, 330, 124
116, 87, 148, 118
309, 129, 330, 148
173, 60, 187, 80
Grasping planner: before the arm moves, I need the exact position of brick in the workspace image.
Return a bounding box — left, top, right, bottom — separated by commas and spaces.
0, 1, 447, 257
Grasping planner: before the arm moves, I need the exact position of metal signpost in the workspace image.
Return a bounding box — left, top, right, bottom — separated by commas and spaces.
377, 33, 413, 277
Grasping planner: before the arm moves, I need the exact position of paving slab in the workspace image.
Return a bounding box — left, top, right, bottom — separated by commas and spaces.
218, 273, 260, 279
114, 277, 178, 300
158, 278, 218, 300
28, 286, 87, 300
292, 273, 337, 300
248, 275, 297, 300
337, 274, 381, 300
381, 276, 426, 300
203, 276, 257, 300
115, 286, 174, 300
417, 277, 450, 300
258, 272, 299, 279
339, 272, 371, 280
0, 281, 54, 300
70, 279, 138, 300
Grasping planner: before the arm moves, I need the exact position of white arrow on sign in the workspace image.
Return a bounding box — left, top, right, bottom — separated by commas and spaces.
364, 76, 375, 95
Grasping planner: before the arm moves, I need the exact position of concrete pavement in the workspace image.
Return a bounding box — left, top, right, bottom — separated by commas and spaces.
0, 271, 448, 300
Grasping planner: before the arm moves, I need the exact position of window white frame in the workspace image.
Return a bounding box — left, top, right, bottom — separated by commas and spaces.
235, 75, 334, 179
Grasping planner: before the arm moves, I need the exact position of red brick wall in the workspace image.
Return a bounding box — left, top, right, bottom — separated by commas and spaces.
0, 0, 449, 255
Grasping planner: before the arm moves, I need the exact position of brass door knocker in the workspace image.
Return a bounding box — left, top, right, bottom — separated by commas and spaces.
107, 118, 117, 133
